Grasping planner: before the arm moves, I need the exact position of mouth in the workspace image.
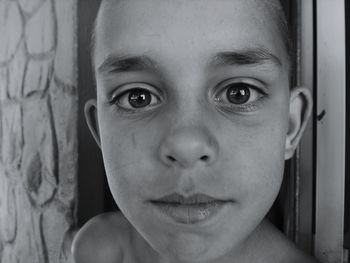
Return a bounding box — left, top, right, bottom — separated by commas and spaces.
149, 193, 233, 225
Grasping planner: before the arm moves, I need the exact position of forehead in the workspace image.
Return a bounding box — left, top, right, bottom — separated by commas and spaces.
94, 0, 288, 71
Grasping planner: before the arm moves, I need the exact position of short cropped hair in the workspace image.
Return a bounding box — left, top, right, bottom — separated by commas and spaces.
90, 0, 293, 75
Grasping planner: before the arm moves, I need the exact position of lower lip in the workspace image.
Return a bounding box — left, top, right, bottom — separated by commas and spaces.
150, 201, 228, 225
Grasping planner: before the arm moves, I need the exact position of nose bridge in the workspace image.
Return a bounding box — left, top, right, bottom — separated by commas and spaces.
159, 120, 219, 169
158, 68, 219, 168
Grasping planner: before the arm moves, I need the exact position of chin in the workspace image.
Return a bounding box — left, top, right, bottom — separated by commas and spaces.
150, 234, 229, 263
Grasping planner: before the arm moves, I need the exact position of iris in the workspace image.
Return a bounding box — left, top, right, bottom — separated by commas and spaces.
128, 88, 152, 108
226, 84, 251, 104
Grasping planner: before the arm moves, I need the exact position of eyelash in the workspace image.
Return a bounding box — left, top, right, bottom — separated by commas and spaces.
108, 80, 268, 114
213, 80, 268, 113
108, 84, 162, 113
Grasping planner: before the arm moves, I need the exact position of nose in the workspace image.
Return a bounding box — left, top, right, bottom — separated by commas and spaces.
159, 126, 218, 169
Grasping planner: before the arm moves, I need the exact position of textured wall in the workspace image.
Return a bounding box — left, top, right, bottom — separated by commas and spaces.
0, 0, 78, 262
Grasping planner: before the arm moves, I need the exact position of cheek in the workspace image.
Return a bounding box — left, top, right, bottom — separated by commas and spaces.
99, 122, 161, 201
219, 115, 288, 205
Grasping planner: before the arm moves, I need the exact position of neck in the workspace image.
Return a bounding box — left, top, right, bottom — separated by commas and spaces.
133, 220, 273, 263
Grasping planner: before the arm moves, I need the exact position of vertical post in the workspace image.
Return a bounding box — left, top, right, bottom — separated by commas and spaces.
315, 0, 346, 262
297, 0, 315, 254
282, 0, 301, 242
344, 0, 350, 257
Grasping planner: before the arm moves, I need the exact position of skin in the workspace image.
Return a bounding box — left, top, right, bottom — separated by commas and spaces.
72, 0, 316, 262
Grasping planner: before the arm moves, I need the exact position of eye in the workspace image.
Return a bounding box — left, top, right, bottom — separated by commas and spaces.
215, 82, 265, 106
110, 85, 161, 111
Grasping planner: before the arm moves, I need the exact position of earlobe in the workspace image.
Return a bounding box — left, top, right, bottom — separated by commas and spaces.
84, 99, 101, 148
285, 87, 313, 160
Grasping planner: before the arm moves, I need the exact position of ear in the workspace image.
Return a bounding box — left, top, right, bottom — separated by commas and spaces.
285, 87, 313, 160
84, 99, 101, 148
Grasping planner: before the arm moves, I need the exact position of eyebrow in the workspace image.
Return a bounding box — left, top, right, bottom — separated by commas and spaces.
97, 48, 282, 75
209, 48, 282, 68
97, 54, 158, 74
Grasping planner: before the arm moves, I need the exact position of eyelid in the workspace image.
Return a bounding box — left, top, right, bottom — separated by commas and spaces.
109, 82, 162, 103
215, 77, 268, 95
211, 77, 269, 114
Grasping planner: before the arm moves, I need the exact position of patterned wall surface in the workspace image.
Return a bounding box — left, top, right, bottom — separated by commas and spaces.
0, 0, 78, 262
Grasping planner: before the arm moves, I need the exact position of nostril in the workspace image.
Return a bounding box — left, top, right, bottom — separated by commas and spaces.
167, 156, 176, 162
200, 155, 209, 161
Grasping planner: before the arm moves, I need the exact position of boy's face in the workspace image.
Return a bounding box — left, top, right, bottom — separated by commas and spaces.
87, 0, 310, 262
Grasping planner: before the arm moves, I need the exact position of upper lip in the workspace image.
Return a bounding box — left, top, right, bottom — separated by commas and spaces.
150, 193, 228, 205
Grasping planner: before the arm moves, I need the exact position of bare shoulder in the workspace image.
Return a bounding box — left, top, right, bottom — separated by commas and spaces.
256, 220, 320, 263
280, 241, 320, 263
71, 212, 133, 263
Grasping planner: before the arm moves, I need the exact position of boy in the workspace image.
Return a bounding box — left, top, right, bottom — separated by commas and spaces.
72, 0, 317, 262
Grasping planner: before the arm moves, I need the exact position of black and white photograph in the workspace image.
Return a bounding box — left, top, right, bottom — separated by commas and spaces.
0, 0, 349, 262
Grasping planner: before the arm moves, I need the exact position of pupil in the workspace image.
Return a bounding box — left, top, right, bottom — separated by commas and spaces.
129, 89, 152, 108
226, 85, 250, 104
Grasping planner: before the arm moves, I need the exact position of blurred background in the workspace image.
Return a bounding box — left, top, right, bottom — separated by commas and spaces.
0, 0, 348, 262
